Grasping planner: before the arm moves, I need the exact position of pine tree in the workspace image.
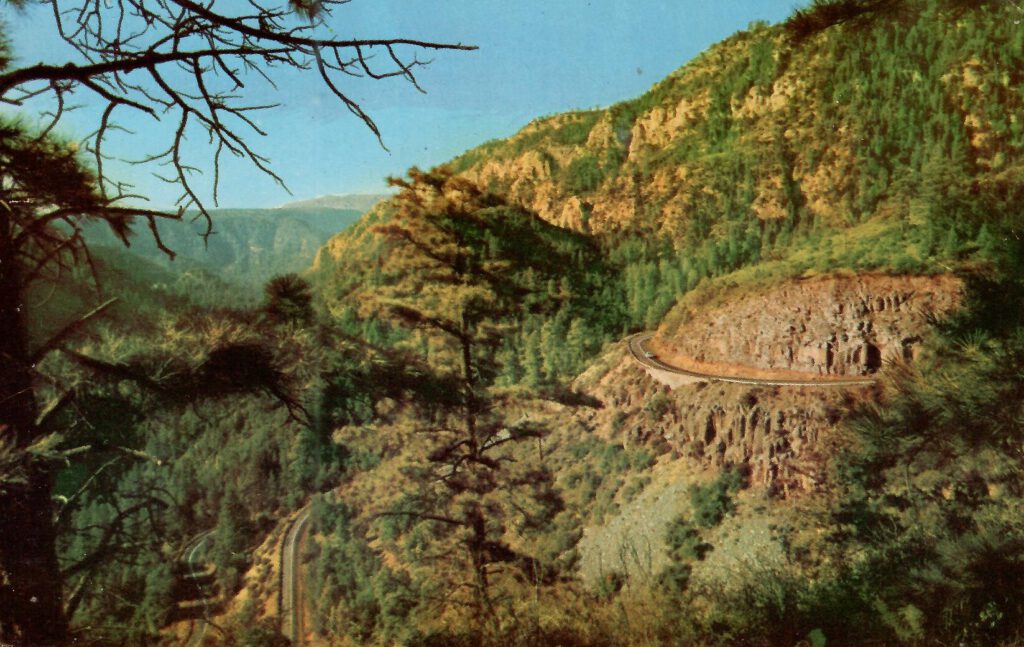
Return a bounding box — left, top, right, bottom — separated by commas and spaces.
522, 327, 544, 387
264, 273, 315, 324
370, 168, 559, 625
495, 337, 523, 385
0, 121, 172, 643
138, 561, 174, 634
211, 490, 250, 594
975, 224, 1000, 261
564, 319, 590, 373
541, 311, 570, 379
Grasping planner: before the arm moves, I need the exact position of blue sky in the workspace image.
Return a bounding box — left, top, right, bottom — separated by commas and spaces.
6, 1, 798, 208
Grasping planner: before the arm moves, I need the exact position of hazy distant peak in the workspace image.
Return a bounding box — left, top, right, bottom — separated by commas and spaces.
278, 193, 391, 213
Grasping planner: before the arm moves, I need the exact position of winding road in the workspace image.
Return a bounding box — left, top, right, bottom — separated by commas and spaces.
182, 531, 214, 647
180, 333, 866, 647
281, 504, 313, 646
176, 506, 313, 646
627, 333, 876, 387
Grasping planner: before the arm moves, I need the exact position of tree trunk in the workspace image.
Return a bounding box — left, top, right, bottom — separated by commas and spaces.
468, 507, 493, 622
0, 212, 68, 645
460, 317, 479, 454
0, 471, 67, 645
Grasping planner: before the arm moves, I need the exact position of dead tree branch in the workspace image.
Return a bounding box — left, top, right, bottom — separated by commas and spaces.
1, 0, 476, 239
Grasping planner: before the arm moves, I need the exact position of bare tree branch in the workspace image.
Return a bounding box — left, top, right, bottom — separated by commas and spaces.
0, 0, 477, 242
30, 297, 118, 364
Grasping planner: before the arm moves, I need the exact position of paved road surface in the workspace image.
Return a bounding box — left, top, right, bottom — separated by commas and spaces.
281, 505, 313, 646
627, 333, 876, 387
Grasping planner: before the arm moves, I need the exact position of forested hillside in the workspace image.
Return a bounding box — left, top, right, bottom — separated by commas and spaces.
439, 0, 1023, 321
295, 1, 1024, 645
315, 0, 1024, 406
18, 1, 1024, 646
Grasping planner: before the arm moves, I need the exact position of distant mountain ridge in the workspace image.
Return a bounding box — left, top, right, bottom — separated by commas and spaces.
83, 205, 366, 289
279, 193, 390, 212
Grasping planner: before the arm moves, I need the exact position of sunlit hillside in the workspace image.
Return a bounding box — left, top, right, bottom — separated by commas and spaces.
5, 1, 1024, 646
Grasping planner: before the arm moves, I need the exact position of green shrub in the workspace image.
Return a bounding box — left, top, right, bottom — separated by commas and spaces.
689, 467, 745, 528
643, 392, 673, 422
563, 154, 603, 194
594, 570, 625, 599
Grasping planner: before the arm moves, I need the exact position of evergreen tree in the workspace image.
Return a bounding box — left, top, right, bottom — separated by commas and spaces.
565, 318, 590, 372
138, 561, 174, 634
264, 273, 315, 324
211, 489, 251, 595
370, 168, 561, 626
0, 120, 175, 643
522, 327, 544, 387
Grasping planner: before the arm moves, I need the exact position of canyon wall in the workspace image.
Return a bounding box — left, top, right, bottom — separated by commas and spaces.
657, 273, 963, 377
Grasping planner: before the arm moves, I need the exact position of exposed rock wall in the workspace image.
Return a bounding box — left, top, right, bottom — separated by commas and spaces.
658, 274, 962, 376
574, 353, 853, 493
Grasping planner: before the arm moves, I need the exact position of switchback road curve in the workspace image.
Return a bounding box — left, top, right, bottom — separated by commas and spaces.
627, 333, 876, 388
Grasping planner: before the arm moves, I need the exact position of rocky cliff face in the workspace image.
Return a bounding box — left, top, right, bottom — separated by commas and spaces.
573, 352, 850, 494
453, 32, 771, 235
447, 6, 1024, 244
656, 274, 962, 376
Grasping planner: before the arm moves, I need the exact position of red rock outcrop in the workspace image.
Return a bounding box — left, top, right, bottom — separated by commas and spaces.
657, 274, 962, 377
